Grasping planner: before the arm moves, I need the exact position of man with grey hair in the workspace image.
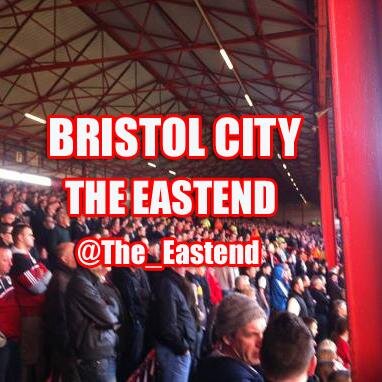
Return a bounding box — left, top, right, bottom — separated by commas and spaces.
196, 293, 266, 381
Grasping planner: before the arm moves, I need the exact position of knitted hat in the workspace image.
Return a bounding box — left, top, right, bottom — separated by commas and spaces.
214, 293, 266, 339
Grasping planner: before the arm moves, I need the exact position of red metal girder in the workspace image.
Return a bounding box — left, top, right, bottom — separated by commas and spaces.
0, 60, 126, 123
0, 0, 110, 18
328, 0, 382, 378
153, 2, 236, 110
316, 0, 336, 269
44, 30, 100, 98
0, 0, 45, 56
0, 28, 314, 78
317, 0, 328, 108
77, 3, 199, 114
111, 0, 229, 113
271, 0, 315, 29
318, 114, 336, 268
158, 0, 313, 28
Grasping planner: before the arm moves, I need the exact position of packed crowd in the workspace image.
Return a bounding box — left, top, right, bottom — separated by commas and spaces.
0, 181, 351, 382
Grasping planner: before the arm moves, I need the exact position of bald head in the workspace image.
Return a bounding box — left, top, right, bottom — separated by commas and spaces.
56, 242, 77, 269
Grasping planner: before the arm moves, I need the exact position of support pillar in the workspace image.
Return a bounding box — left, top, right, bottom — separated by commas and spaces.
328, 0, 382, 379
318, 114, 337, 268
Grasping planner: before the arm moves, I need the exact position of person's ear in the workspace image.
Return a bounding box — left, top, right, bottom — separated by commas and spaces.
307, 355, 317, 376
222, 335, 232, 346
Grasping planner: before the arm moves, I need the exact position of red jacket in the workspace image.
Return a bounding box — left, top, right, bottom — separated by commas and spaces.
10, 248, 52, 317
206, 269, 223, 305
336, 336, 351, 369
0, 275, 21, 339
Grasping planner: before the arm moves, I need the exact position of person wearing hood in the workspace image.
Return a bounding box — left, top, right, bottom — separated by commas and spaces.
270, 264, 290, 313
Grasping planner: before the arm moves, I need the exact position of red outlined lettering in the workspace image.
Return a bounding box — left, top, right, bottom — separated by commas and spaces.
63, 178, 128, 217
75, 237, 151, 268
212, 115, 304, 159
277, 116, 304, 159
130, 177, 277, 218
46, 114, 208, 160
160, 238, 261, 267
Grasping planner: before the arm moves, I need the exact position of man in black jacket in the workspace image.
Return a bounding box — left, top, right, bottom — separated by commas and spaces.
310, 275, 331, 341
44, 242, 78, 382
155, 267, 196, 381
66, 265, 120, 382
111, 266, 151, 376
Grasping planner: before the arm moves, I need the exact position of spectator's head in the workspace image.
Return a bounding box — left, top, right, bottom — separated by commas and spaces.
302, 275, 311, 288
311, 275, 325, 291
56, 210, 70, 228
302, 316, 318, 339
318, 339, 337, 354
56, 242, 77, 269
333, 299, 347, 318
260, 312, 316, 381
214, 293, 267, 365
0, 223, 13, 246
235, 275, 250, 292
329, 272, 338, 284
0, 247, 12, 276
291, 276, 304, 295
262, 262, 272, 276
195, 266, 206, 277
43, 215, 55, 230
0, 213, 15, 225
12, 224, 34, 250
12, 201, 24, 216
3, 192, 13, 207
243, 267, 257, 279
328, 370, 351, 382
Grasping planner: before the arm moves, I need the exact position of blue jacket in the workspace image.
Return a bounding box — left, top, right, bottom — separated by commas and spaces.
196, 356, 264, 382
270, 265, 290, 312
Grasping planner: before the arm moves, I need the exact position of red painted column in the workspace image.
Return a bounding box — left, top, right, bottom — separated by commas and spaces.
318, 114, 337, 268
328, 0, 382, 379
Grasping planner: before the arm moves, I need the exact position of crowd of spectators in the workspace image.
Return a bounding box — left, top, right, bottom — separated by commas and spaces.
0, 181, 351, 382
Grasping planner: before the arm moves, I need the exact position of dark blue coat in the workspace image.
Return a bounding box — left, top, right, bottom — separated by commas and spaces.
196, 356, 264, 382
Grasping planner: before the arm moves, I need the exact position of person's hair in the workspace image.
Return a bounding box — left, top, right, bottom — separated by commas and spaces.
260, 312, 315, 381
214, 293, 266, 340
261, 262, 271, 271
334, 317, 348, 337
328, 370, 351, 382
0, 223, 12, 235
332, 299, 346, 315
317, 348, 337, 363
311, 275, 322, 288
55, 242, 75, 259
12, 224, 30, 243
302, 316, 317, 330
291, 276, 303, 291
318, 339, 337, 353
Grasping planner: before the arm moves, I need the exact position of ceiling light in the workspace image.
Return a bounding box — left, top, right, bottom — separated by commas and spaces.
282, 163, 287, 170
219, 49, 233, 70
24, 113, 46, 124
287, 172, 291, 177
169, 170, 176, 176
147, 162, 157, 168
277, 153, 282, 159
244, 94, 253, 107
0, 168, 51, 186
